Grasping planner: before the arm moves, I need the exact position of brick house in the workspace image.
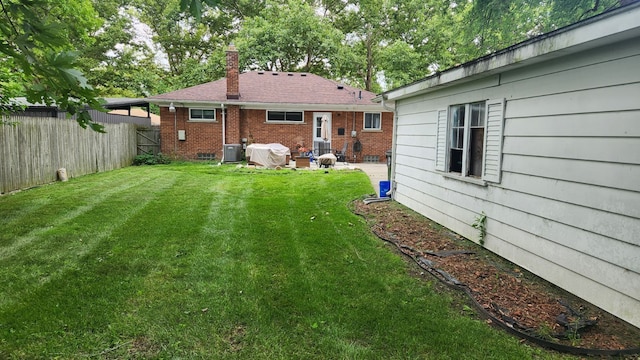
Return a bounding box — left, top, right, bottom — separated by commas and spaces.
147, 45, 393, 163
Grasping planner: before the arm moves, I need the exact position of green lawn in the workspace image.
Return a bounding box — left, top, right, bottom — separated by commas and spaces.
0, 163, 567, 359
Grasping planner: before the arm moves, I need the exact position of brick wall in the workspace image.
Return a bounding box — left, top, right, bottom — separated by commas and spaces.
226, 105, 241, 144
351, 111, 394, 163
241, 109, 312, 152
160, 107, 393, 162
160, 107, 222, 160
226, 47, 240, 100
240, 110, 393, 162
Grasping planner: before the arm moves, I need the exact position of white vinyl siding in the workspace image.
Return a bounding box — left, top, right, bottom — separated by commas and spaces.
391, 36, 640, 328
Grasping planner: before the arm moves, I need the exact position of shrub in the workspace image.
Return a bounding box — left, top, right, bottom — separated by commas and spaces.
133, 153, 171, 166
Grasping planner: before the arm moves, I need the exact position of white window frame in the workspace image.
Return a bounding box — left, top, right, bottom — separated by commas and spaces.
363, 112, 381, 130
434, 98, 504, 184
189, 108, 217, 122
266, 110, 304, 123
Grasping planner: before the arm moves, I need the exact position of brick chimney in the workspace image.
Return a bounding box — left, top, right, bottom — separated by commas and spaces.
226, 44, 240, 99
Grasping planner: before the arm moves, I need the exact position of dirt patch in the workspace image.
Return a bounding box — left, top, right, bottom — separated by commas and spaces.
127, 336, 160, 358
225, 324, 247, 352
352, 200, 640, 354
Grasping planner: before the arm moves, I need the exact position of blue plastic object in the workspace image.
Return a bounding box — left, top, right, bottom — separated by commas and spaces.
379, 180, 391, 198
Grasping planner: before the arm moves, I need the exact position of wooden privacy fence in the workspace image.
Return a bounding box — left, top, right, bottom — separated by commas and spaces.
136, 126, 161, 155
0, 116, 137, 194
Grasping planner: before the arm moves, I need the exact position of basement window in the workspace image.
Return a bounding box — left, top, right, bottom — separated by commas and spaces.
267, 111, 303, 122
189, 108, 216, 122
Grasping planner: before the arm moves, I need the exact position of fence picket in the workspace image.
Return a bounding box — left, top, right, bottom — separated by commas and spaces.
0, 116, 137, 194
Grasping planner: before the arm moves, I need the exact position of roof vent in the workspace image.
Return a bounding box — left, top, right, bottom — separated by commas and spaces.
258, 71, 264, 75
287, 73, 294, 76
272, 72, 278, 76
300, 73, 307, 77
337, 84, 344, 90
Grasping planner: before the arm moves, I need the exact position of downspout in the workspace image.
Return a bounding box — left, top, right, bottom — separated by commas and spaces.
221, 103, 226, 163
381, 97, 397, 198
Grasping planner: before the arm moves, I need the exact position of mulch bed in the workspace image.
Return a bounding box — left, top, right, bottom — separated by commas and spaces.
352, 199, 640, 354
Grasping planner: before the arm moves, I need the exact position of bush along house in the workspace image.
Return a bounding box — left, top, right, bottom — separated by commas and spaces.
147, 44, 393, 163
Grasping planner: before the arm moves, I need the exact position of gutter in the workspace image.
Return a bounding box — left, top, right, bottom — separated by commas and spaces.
147, 99, 385, 112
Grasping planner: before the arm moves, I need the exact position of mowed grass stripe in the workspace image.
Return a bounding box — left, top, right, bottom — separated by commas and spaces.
197, 170, 404, 357
0, 168, 180, 310
0, 164, 564, 359
0, 167, 167, 254
0, 166, 221, 354
101, 167, 268, 356
0, 168, 150, 235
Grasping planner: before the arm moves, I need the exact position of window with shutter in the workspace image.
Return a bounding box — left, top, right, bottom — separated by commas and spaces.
434, 99, 504, 184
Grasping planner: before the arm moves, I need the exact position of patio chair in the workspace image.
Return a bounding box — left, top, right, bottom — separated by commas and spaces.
335, 141, 348, 162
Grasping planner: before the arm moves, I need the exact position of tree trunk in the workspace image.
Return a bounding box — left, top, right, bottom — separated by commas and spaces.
365, 38, 373, 91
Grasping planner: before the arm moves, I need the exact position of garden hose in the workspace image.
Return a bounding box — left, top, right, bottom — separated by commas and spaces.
351, 200, 640, 357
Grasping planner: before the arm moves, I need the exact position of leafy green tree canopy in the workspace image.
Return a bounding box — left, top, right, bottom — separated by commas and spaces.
0, 0, 105, 131
236, 0, 344, 77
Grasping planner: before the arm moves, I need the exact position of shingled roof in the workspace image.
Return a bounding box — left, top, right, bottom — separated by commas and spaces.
148, 71, 380, 109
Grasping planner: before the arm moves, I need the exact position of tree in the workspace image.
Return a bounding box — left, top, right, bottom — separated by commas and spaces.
458, 0, 629, 62
0, 0, 106, 131
329, 0, 394, 91
548, 0, 624, 26
235, 0, 344, 77
377, 41, 423, 90
135, 0, 240, 80
377, 0, 468, 89
0, 0, 220, 129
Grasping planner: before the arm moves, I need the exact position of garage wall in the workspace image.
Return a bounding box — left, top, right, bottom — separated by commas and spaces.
392, 37, 640, 327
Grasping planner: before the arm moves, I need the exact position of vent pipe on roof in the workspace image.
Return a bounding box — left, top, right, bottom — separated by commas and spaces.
337, 84, 344, 90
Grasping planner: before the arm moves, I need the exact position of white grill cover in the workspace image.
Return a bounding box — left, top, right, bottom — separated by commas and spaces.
246, 143, 291, 168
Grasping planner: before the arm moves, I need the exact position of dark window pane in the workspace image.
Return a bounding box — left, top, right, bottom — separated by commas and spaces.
365, 113, 381, 129
469, 128, 485, 176
285, 112, 302, 121
203, 110, 215, 119
191, 109, 203, 119
268, 111, 285, 121
449, 149, 463, 173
